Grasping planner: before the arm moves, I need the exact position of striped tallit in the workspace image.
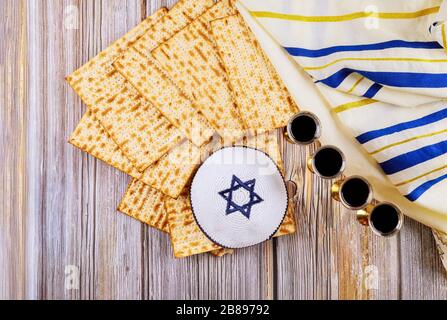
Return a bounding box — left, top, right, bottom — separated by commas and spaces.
240, 0, 447, 216
238, 0, 447, 269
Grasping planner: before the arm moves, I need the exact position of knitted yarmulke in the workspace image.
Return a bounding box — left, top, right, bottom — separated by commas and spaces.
190, 147, 288, 249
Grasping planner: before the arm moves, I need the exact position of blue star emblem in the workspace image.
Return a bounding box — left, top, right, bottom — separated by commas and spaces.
218, 175, 264, 219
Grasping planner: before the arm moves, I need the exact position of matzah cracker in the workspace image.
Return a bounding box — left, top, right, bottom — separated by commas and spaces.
114, 0, 215, 146
66, 7, 167, 106
140, 139, 202, 199
66, 8, 184, 172
275, 206, 296, 237
118, 178, 233, 256
166, 191, 221, 258
71, 111, 200, 198
69, 111, 141, 179
151, 0, 246, 143
114, 49, 213, 147
210, 249, 234, 257
211, 14, 298, 133
118, 179, 169, 233
128, 0, 215, 60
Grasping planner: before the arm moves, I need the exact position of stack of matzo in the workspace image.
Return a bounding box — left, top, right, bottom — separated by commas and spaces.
67, 0, 299, 259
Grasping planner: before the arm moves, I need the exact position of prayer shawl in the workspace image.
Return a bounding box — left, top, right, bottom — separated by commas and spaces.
237, 0, 447, 269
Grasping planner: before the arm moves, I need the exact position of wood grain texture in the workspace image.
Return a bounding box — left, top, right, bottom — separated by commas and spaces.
1, 0, 446, 300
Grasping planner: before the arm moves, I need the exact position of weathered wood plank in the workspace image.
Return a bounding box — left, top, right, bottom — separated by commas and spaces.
26, 0, 85, 300
0, 0, 28, 300
399, 220, 447, 299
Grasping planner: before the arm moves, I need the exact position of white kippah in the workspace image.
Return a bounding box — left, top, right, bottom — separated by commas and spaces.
190, 147, 289, 249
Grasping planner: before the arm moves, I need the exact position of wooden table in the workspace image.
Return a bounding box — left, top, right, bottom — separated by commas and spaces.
2, 0, 447, 300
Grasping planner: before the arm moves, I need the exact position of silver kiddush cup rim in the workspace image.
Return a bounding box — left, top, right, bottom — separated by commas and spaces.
338, 175, 374, 211
286, 111, 322, 145
368, 202, 404, 237
310, 145, 346, 180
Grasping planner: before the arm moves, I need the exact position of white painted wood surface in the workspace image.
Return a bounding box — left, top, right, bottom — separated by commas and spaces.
1, 0, 446, 300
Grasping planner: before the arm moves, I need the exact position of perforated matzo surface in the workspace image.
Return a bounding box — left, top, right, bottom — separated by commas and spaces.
118, 179, 169, 233
151, 0, 246, 143
67, 8, 183, 172
114, 49, 213, 148
211, 14, 299, 133
69, 111, 141, 179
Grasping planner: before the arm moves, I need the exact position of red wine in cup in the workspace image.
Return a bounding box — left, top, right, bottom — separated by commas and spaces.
341, 177, 371, 208
290, 114, 318, 144
370, 204, 401, 236
287, 112, 320, 145
313, 147, 344, 178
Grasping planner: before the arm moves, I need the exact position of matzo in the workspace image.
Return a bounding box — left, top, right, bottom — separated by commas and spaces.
211, 14, 298, 134
210, 248, 234, 257
166, 191, 221, 258
151, 0, 246, 143
71, 111, 201, 199
119, 178, 232, 257
114, 49, 213, 147
69, 111, 141, 179
114, 0, 215, 146
127, 0, 215, 60
118, 179, 169, 233
140, 139, 202, 199
66, 8, 184, 172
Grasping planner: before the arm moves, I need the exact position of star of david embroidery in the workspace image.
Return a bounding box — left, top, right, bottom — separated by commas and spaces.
218, 175, 264, 219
